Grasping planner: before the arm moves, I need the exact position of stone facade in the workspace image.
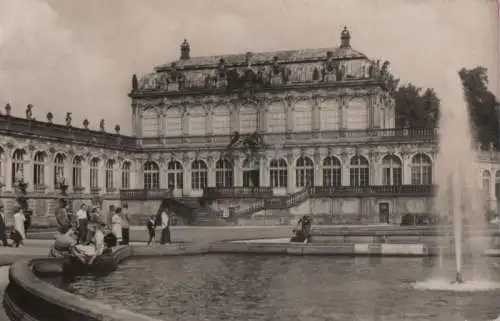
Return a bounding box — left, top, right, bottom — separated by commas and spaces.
0, 27, 499, 225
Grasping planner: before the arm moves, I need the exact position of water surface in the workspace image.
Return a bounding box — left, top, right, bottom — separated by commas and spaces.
49, 255, 500, 321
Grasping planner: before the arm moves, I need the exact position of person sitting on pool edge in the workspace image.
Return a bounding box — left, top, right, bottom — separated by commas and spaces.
49, 224, 112, 265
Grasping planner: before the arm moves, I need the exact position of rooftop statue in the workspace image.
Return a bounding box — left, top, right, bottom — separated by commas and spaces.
131, 74, 139, 92
65, 112, 72, 126
4, 103, 11, 116
83, 118, 89, 129
99, 119, 105, 132
25, 104, 33, 120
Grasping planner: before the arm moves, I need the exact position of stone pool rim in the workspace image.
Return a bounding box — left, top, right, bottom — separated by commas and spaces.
5, 241, 500, 321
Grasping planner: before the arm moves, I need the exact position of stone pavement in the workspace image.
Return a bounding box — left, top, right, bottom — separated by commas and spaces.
27, 225, 294, 243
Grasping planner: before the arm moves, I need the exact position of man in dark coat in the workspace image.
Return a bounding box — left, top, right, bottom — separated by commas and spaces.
0, 204, 8, 246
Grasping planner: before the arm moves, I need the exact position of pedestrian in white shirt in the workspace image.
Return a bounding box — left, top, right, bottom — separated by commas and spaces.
13, 208, 26, 247
160, 210, 170, 244
111, 208, 122, 242
75, 204, 88, 244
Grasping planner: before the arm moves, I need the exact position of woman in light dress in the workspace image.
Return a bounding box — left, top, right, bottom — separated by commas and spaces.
13, 207, 26, 247
111, 207, 122, 243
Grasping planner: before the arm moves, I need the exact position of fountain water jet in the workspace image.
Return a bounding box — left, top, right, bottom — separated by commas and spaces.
415, 72, 496, 291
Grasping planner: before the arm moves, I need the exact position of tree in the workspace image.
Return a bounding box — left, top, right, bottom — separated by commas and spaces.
393, 84, 440, 128
458, 67, 500, 150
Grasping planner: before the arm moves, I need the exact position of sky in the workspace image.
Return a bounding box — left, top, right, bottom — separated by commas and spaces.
0, 0, 497, 134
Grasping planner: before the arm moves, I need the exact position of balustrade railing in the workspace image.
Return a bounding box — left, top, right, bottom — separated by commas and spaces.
119, 188, 173, 200
140, 128, 438, 147
203, 187, 274, 198
0, 115, 137, 149
312, 184, 436, 197
233, 200, 265, 217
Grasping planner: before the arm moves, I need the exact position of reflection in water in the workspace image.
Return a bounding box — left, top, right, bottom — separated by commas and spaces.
47, 255, 500, 321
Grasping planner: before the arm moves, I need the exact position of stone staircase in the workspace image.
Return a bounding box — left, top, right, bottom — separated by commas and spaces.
233, 186, 311, 218
154, 186, 311, 225
157, 197, 227, 226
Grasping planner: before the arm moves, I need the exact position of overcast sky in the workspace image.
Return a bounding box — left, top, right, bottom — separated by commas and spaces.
0, 0, 497, 134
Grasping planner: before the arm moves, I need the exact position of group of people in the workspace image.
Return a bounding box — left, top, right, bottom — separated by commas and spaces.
0, 204, 30, 248
146, 209, 171, 246
50, 202, 130, 265
72, 203, 131, 246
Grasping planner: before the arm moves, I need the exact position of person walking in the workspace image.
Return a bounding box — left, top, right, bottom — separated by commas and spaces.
111, 208, 122, 243
146, 215, 156, 246
75, 204, 88, 244
160, 210, 171, 245
13, 207, 26, 247
0, 204, 8, 246
120, 204, 131, 245
55, 199, 71, 234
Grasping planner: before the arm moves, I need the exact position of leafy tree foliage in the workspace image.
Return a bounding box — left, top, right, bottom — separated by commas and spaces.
458, 66, 500, 150
393, 84, 440, 128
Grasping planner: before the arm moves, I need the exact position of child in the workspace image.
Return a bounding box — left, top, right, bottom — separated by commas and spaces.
146, 215, 156, 246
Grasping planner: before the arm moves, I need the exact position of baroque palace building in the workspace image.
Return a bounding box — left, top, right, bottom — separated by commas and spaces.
1, 27, 500, 225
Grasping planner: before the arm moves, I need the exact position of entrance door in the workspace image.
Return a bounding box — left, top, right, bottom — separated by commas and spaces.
378, 202, 390, 224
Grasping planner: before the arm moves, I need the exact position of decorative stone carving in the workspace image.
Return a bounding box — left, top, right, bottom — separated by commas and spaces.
166, 62, 186, 91
46, 112, 54, 124
114, 124, 121, 134
99, 119, 105, 132
266, 56, 291, 85
321, 51, 338, 83
83, 118, 89, 129
4, 103, 11, 116
131, 74, 139, 92
25, 104, 33, 120
65, 113, 72, 127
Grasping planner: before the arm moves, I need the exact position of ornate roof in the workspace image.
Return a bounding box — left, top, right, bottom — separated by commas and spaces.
155, 46, 367, 71
132, 27, 399, 95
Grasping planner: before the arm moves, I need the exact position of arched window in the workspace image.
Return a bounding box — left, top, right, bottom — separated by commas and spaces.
12, 149, 25, 184
191, 160, 208, 190
296, 156, 314, 187
349, 155, 369, 187
215, 158, 233, 188
121, 161, 131, 189
269, 158, 288, 188
411, 154, 432, 185
167, 160, 183, 190
105, 159, 115, 190
495, 171, 500, 200
33, 151, 46, 186
89, 158, 100, 189
482, 170, 491, 200
381, 155, 402, 186
144, 161, 160, 190
242, 157, 260, 187
323, 156, 341, 186
54, 154, 65, 187
72, 156, 83, 189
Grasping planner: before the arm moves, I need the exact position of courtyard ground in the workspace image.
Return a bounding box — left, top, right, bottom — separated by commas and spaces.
27, 225, 295, 243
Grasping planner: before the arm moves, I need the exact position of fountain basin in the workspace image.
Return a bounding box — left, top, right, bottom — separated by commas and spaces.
310, 225, 500, 245
48, 255, 500, 321
5, 241, 500, 321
